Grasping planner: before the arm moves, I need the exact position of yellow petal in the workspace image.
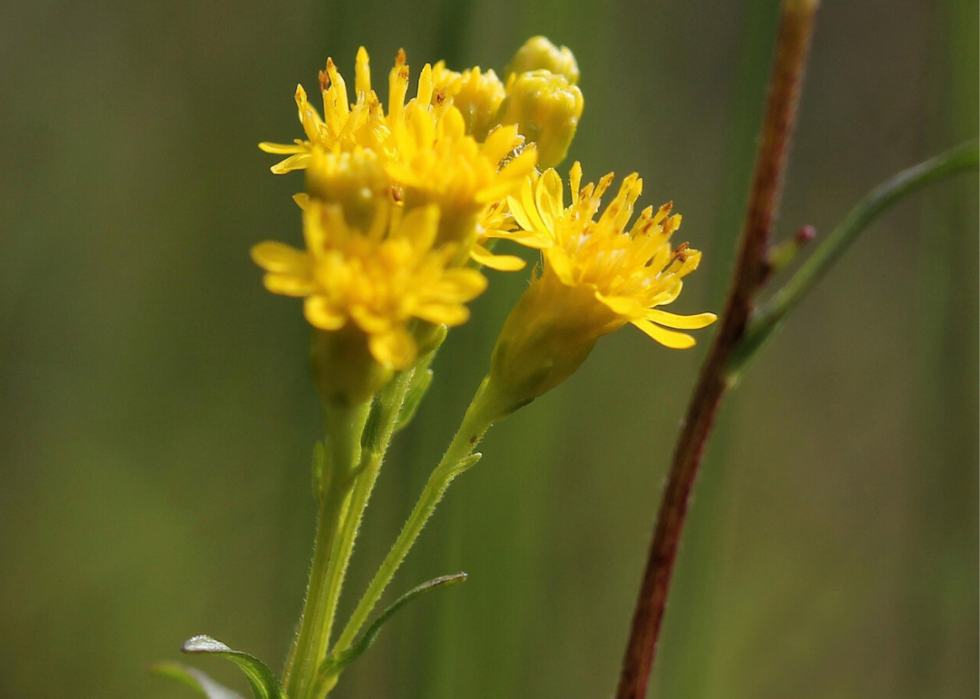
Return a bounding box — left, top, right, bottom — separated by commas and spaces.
645, 310, 717, 329
482, 124, 521, 165
631, 319, 696, 349
471, 244, 526, 271
488, 227, 553, 250
436, 268, 489, 299
507, 193, 536, 232
355, 46, 371, 94
264, 273, 314, 297
350, 305, 391, 334
252, 241, 309, 274
369, 326, 417, 369
536, 169, 564, 230
397, 204, 439, 250
258, 141, 307, 154
595, 292, 645, 319
416, 63, 434, 106
569, 161, 582, 205
649, 278, 683, 306
495, 147, 538, 188
304, 296, 346, 329
270, 152, 311, 174
414, 301, 470, 326
545, 247, 575, 285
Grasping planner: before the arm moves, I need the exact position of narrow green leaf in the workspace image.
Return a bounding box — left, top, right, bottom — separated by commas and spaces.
319, 573, 468, 681
444, 453, 482, 480
149, 661, 247, 699
393, 367, 433, 433
181, 635, 287, 699
730, 140, 980, 377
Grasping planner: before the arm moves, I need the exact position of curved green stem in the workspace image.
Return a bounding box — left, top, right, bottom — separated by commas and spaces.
330, 376, 505, 661
730, 140, 979, 375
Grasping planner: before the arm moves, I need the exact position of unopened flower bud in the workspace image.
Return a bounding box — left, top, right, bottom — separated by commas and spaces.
453, 68, 507, 141
305, 147, 389, 230
497, 71, 583, 167
504, 36, 580, 85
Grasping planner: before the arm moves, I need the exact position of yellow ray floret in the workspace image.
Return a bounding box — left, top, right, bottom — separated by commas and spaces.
470, 201, 527, 272
251, 201, 487, 370
507, 162, 717, 348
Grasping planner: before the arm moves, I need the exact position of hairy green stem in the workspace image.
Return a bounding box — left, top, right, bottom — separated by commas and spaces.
284, 400, 372, 699
309, 369, 416, 699
330, 377, 505, 661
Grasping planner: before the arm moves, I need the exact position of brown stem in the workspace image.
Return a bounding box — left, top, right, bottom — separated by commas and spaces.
614, 2, 819, 698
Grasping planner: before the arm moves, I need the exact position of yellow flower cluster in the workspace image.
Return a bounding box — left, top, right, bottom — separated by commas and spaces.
253, 36, 714, 406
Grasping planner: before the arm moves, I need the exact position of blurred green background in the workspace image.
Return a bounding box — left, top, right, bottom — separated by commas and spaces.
1, 1, 977, 698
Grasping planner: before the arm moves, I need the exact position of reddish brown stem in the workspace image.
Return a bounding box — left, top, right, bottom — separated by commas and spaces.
614, 3, 819, 698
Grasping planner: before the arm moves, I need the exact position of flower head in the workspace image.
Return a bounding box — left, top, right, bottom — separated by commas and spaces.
509, 163, 716, 347
487, 163, 716, 410
386, 101, 537, 241
251, 200, 487, 371
259, 47, 421, 174
260, 47, 539, 253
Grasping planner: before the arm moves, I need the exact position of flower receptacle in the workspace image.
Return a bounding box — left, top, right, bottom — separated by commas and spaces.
311, 325, 393, 407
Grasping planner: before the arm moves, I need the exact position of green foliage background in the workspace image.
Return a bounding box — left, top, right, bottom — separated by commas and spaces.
1, 1, 977, 698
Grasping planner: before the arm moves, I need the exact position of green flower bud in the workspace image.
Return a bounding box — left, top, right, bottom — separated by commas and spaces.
453, 67, 507, 141
497, 71, 584, 168
504, 36, 580, 85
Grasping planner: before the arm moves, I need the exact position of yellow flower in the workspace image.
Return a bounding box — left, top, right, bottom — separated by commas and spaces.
487, 164, 716, 410
259, 47, 419, 174
259, 47, 538, 246
386, 101, 538, 239
251, 200, 487, 370
509, 163, 716, 347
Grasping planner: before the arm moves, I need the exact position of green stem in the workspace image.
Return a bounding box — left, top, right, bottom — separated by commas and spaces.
283, 401, 371, 699
730, 140, 979, 375
308, 369, 416, 699
330, 376, 505, 660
